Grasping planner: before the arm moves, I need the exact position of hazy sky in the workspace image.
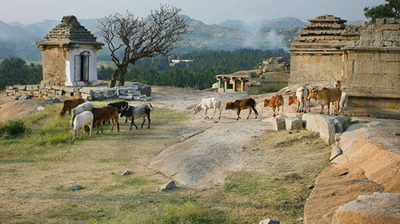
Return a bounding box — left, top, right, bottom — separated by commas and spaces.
0, 0, 386, 24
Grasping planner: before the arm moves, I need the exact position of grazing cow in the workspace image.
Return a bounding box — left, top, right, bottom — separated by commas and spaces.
192, 97, 222, 119
333, 80, 348, 115
60, 98, 85, 117
70, 102, 94, 127
91, 106, 120, 134
120, 104, 154, 130
308, 87, 342, 115
226, 98, 258, 120
264, 95, 284, 117
72, 111, 93, 140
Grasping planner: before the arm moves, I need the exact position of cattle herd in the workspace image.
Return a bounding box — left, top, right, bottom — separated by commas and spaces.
193, 81, 347, 121
60, 99, 153, 140
62, 81, 347, 140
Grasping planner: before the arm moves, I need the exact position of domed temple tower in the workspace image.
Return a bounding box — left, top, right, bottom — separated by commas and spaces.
37, 16, 103, 87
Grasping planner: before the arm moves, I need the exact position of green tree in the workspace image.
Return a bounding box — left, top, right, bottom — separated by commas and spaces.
364, 0, 400, 23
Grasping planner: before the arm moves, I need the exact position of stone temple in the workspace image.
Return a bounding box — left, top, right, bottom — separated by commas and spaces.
37, 16, 103, 87
290, 15, 400, 118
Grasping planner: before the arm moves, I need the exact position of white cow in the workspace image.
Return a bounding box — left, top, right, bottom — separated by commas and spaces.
295, 86, 310, 113
192, 97, 222, 119
72, 111, 93, 140
70, 102, 94, 127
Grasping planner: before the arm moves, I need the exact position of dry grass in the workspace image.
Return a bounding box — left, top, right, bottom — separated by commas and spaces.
0, 101, 330, 223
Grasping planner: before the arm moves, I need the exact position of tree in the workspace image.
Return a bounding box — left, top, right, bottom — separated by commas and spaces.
364, 0, 400, 23
98, 4, 189, 87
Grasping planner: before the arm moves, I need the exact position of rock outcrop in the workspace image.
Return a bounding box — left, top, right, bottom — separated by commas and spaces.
304, 118, 400, 223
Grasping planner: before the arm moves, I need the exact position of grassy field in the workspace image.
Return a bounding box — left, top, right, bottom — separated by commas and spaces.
0, 102, 330, 223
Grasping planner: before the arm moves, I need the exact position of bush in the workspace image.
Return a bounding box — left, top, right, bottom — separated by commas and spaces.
0, 120, 26, 138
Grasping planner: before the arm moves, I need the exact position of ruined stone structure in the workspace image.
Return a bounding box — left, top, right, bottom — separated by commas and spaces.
246, 57, 290, 95
37, 16, 103, 87
290, 15, 400, 118
289, 14, 361, 83
216, 73, 249, 93
216, 57, 289, 94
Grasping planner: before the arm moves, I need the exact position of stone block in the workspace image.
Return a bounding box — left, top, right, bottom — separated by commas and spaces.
303, 114, 336, 144
271, 118, 286, 131
386, 17, 396, 24
285, 117, 303, 130
93, 91, 103, 100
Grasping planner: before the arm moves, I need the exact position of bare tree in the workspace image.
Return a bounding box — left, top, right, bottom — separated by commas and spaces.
98, 5, 189, 87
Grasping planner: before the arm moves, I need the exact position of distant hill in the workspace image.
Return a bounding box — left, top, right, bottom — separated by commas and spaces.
0, 15, 307, 61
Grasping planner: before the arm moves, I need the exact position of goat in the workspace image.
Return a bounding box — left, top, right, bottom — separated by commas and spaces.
226, 98, 258, 120
70, 102, 94, 127
120, 104, 154, 130
91, 106, 120, 134
60, 98, 84, 117
192, 97, 222, 119
72, 111, 93, 140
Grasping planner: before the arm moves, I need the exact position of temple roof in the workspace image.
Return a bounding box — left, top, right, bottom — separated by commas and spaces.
37, 16, 103, 46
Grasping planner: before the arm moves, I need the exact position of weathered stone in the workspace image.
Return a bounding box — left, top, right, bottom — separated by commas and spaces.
303, 114, 336, 144
330, 146, 342, 161
156, 180, 176, 192
68, 185, 83, 191
18, 95, 28, 100
271, 117, 286, 131
284, 172, 301, 180
332, 193, 400, 224
119, 95, 134, 100
259, 218, 280, 224
37, 106, 45, 112
285, 117, 302, 130
93, 91, 103, 100
121, 170, 132, 176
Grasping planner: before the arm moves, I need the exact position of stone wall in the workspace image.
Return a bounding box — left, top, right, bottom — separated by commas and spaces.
5, 82, 152, 102
41, 47, 66, 86
290, 54, 343, 84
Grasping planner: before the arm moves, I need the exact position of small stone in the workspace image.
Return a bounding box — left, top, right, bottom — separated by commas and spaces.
156, 180, 176, 192
37, 106, 45, 112
284, 173, 301, 180
68, 185, 83, 191
307, 184, 315, 189
121, 170, 132, 176
198, 188, 205, 192
259, 218, 280, 224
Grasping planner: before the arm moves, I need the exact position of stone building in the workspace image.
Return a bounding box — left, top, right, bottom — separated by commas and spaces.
37, 15, 103, 87
290, 15, 400, 118
216, 73, 249, 93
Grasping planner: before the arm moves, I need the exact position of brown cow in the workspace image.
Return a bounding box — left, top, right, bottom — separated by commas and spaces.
308, 87, 342, 115
226, 98, 258, 120
91, 106, 120, 134
264, 95, 284, 117
60, 98, 85, 117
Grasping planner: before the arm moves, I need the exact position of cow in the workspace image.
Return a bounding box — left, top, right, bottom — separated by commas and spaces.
264, 95, 284, 117
91, 106, 120, 134
288, 86, 310, 113
192, 97, 222, 119
60, 98, 85, 117
107, 101, 129, 124
308, 87, 342, 115
333, 80, 348, 115
120, 104, 153, 130
70, 102, 94, 127
226, 98, 258, 120
72, 111, 93, 140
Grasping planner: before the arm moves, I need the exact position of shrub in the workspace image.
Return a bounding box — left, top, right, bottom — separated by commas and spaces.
0, 120, 26, 138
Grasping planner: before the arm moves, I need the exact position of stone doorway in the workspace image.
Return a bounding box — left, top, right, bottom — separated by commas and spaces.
74, 51, 90, 82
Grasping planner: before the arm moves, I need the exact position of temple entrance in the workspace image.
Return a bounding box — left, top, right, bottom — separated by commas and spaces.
74, 51, 90, 82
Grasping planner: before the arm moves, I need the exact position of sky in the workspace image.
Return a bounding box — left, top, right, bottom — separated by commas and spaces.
0, 0, 387, 24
